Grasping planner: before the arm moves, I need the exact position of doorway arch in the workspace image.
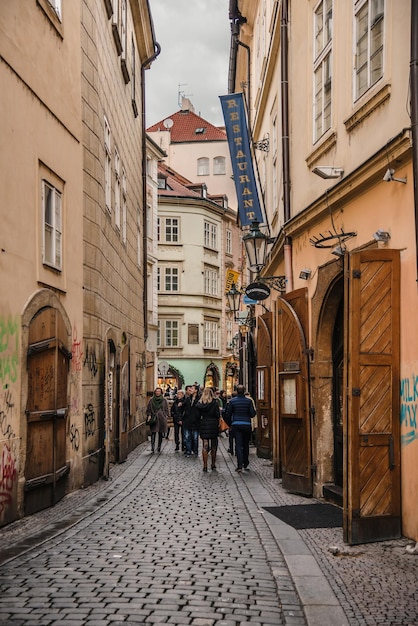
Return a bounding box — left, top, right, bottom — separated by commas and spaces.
311, 263, 344, 500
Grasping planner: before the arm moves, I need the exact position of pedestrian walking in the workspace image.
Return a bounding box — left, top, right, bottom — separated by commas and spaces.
225, 384, 256, 472
183, 384, 201, 457
245, 391, 257, 446
224, 392, 236, 455
171, 389, 186, 452
146, 387, 169, 453
197, 387, 220, 472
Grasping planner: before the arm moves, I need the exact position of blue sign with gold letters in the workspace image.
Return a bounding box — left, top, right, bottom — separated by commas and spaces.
220, 93, 264, 227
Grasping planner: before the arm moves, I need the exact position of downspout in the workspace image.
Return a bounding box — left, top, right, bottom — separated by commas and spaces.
141, 41, 161, 343
410, 0, 418, 280
281, 0, 293, 291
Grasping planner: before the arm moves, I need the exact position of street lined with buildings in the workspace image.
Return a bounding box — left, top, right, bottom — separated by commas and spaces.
0, 438, 417, 626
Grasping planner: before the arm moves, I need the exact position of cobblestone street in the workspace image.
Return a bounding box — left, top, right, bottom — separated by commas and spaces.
0, 437, 417, 625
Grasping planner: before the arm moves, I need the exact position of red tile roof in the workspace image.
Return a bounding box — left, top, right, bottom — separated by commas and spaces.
157, 162, 226, 209
147, 109, 227, 143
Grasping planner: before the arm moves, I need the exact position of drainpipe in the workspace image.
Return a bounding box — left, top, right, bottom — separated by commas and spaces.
281, 0, 293, 292
141, 41, 161, 344
410, 0, 418, 280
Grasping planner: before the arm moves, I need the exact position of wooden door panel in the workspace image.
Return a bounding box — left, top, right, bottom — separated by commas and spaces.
277, 294, 312, 496
26, 421, 53, 479
345, 249, 400, 544
25, 307, 70, 515
256, 314, 273, 459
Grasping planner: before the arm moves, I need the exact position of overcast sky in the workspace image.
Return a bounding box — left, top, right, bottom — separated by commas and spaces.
145, 0, 231, 128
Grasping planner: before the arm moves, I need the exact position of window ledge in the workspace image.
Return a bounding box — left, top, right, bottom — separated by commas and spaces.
306, 131, 337, 169
344, 82, 391, 133
37, 0, 63, 38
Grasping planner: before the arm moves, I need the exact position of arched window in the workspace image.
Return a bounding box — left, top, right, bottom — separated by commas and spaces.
213, 156, 226, 175
197, 157, 209, 176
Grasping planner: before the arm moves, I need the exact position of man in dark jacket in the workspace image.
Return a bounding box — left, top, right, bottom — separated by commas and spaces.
182, 385, 201, 457
171, 389, 186, 451
225, 384, 256, 472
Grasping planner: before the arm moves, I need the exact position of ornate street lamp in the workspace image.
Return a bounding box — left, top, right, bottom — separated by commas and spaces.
242, 221, 269, 273
226, 282, 242, 320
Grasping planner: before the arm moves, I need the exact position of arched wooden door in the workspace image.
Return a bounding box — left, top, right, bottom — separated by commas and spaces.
25, 307, 71, 515
256, 313, 273, 460
344, 249, 401, 544
276, 294, 312, 495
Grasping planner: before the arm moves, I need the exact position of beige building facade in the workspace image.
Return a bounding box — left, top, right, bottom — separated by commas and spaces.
0, 0, 156, 526
230, 0, 418, 543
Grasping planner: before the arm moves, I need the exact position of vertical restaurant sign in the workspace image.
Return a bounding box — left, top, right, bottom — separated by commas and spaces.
220, 93, 264, 227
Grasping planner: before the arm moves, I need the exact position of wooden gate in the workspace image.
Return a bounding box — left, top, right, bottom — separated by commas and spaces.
276, 292, 312, 495
25, 307, 70, 515
256, 313, 273, 460
344, 249, 401, 544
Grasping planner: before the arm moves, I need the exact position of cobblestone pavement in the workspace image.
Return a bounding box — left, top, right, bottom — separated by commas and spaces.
0, 436, 418, 625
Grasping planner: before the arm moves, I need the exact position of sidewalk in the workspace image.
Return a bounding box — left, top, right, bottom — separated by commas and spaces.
0, 435, 417, 625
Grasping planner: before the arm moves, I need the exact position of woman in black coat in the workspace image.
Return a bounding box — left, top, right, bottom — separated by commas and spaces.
197, 387, 220, 472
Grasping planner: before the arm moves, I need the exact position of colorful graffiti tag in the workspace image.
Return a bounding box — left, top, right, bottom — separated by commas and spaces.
0, 315, 19, 386
400, 374, 418, 446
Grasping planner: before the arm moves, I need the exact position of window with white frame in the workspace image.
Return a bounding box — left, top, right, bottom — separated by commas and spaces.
165, 217, 179, 242
197, 157, 210, 176
157, 216, 180, 243
226, 229, 232, 255
115, 148, 121, 229
355, 0, 384, 100
204, 267, 219, 296
158, 319, 179, 347
313, 0, 332, 142
204, 221, 218, 250
122, 169, 127, 243
131, 36, 138, 117
213, 156, 226, 175
42, 180, 62, 270
48, 0, 62, 20
204, 321, 218, 349
104, 117, 111, 212
226, 320, 233, 349
158, 266, 179, 292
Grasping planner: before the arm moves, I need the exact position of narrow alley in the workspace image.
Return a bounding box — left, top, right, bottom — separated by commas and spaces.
0, 438, 417, 626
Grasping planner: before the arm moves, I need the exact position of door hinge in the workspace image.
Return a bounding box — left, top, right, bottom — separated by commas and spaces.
310, 406, 316, 422
305, 347, 314, 360
353, 269, 361, 279
352, 387, 361, 396
311, 463, 317, 476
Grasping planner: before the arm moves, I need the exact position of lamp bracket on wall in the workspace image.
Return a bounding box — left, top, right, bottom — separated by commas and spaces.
253, 133, 270, 152
257, 275, 287, 292
309, 229, 357, 249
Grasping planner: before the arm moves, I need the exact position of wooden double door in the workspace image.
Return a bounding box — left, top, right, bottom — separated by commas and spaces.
25, 307, 71, 515
259, 249, 401, 544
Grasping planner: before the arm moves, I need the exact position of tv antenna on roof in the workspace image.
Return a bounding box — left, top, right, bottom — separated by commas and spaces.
178, 83, 193, 108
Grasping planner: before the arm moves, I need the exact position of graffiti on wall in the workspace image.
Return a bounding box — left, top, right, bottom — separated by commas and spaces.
400, 374, 418, 446
0, 443, 17, 515
84, 403, 95, 439
71, 326, 83, 373
0, 315, 19, 386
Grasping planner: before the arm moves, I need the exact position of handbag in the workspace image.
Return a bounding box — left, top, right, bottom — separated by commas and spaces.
147, 413, 157, 427
219, 416, 229, 433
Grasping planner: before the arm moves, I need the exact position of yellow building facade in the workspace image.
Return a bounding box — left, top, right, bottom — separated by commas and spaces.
231, 0, 418, 543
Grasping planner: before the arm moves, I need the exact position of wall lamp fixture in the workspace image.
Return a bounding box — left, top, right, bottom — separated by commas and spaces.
383, 168, 406, 184
312, 166, 344, 179
299, 269, 312, 280
373, 229, 391, 243
242, 221, 286, 292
